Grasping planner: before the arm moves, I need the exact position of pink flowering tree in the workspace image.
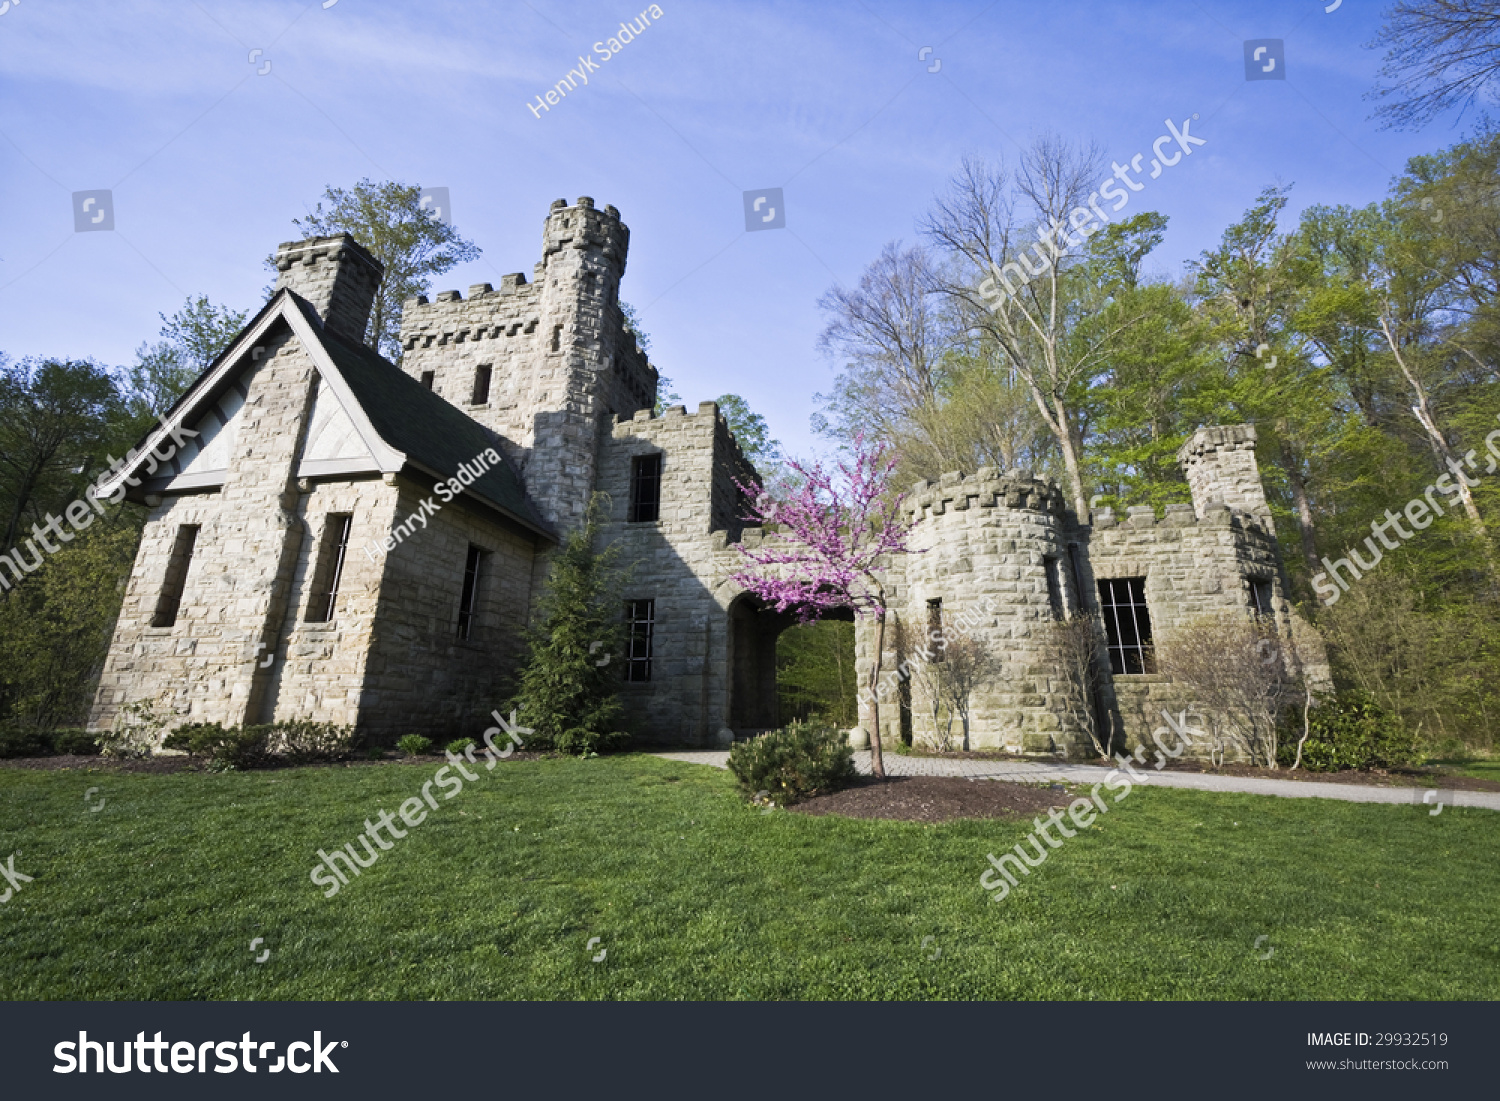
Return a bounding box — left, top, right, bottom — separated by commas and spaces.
730, 434, 916, 779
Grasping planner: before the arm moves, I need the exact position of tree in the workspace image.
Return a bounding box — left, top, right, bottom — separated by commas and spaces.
126, 295, 248, 422
0, 357, 124, 557
730, 434, 915, 778
287, 179, 481, 360
715, 393, 783, 474
776, 620, 858, 728
1152, 614, 1308, 768
509, 497, 628, 754
921, 140, 1146, 518
1368, 1, 1500, 129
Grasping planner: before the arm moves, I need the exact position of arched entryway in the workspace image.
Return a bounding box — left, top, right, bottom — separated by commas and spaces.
725, 594, 855, 736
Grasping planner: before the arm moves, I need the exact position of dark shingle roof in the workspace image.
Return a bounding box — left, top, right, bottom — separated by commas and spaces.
295, 295, 554, 542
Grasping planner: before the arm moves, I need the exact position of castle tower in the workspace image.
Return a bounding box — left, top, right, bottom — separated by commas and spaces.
1177, 424, 1272, 527
397, 198, 657, 532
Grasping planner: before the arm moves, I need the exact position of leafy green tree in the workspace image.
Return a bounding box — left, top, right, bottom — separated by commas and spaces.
287, 179, 481, 360
776, 620, 858, 727
0, 357, 125, 555
509, 498, 628, 754
714, 392, 783, 474
0, 523, 138, 729
126, 295, 248, 422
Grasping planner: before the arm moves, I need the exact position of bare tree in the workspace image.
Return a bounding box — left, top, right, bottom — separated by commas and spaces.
920, 138, 1143, 518
1368, 1, 1500, 129
1152, 614, 1308, 768
1047, 612, 1111, 759
902, 630, 1001, 752
816, 242, 956, 446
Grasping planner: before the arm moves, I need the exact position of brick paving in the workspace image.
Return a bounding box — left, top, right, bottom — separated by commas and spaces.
649, 749, 1500, 812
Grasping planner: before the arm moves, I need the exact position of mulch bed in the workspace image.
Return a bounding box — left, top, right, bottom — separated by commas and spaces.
789, 775, 1077, 824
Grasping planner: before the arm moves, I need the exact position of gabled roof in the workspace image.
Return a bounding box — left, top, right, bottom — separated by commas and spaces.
105, 289, 554, 543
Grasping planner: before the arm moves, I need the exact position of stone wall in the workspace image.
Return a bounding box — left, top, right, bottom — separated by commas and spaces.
595, 403, 759, 744
398, 198, 656, 534
863, 469, 1098, 756
357, 475, 538, 743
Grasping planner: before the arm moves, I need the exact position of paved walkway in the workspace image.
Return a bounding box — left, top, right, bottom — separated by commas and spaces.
650, 749, 1500, 812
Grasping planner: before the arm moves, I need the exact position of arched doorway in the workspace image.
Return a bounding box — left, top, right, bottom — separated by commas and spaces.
724, 595, 855, 736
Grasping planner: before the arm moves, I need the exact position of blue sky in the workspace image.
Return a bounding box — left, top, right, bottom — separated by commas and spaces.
0, 0, 1473, 459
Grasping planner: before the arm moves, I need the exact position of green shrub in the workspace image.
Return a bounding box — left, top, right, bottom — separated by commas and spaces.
163, 722, 268, 769
0, 727, 52, 758
1279, 691, 1423, 772
728, 721, 856, 803
52, 729, 100, 755
100, 698, 173, 759
269, 720, 358, 763
445, 738, 477, 756
162, 719, 354, 769
397, 734, 433, 758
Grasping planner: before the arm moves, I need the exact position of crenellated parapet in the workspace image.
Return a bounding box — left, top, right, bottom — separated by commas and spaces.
906, 468, 1071, 523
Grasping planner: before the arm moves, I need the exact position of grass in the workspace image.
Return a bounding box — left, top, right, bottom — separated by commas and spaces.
1, 754, 1497, 1000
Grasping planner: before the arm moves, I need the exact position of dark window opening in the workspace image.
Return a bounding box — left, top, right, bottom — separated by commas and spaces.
1098, 577, 1154, 675
1044, 556, 1065, 618
550, 325, 563, 352
926, 598, 944, 662
470, 365, 492, 406
1067, 544, 1091, 614
457, 544, 485, 641
583, 271, 596, 295
629, 453, 662, 522
420, 371, 435, 390
1250, 578, 1274, 617
625, 599, 654, 682
307, 514, 352, 623
151, 524, 200, 628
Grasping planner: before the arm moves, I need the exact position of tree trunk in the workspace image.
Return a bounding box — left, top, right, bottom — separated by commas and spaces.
866, 608, 888, 779
1281, 444, 1321, 582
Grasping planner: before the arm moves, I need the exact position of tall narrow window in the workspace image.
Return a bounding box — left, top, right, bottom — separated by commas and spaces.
926, 598, 945, 662
307, 514, 352, 623
457, 545, 485, 641
625, 599, 655, 682
629, 453, 662, 522
151, 524, 200, 628
420, 371, 435, 390
470, 365, 492, 406
1097, 577, 1154, 675
1067, 544, 1091, 614
550, 324, 563, 352
1044, 556, 1065, 619
1249, 578, 1274, 617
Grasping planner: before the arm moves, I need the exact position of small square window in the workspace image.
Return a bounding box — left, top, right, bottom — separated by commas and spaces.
420, 371, 435, 390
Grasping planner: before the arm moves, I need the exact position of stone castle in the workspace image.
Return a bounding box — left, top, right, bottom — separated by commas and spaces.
88, 197, 1321, 757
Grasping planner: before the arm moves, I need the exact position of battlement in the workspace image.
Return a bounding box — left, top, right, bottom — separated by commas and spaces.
907, 468, 1069, 521
1089, 499, 1271, 536
274, 234, 382, 345
542, 196, 629, 274
614, 401, 752, 467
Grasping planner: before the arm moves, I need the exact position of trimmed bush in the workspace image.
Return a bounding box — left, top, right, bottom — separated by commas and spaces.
0, 727, 52, 759
445, 738, 476, 756
162, 720, 357, 769
52, 729, 100, 755
397, 734, 433, 758
728, 721, 856, 803
1278, 691, 1423, 772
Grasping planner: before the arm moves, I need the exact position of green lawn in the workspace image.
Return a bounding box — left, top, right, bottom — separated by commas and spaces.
1, 754, 1496, 1000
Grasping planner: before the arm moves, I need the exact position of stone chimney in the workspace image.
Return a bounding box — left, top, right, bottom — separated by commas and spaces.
273, 234, 383, 345
1177, 424, 1271, 526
